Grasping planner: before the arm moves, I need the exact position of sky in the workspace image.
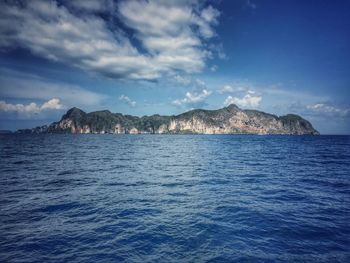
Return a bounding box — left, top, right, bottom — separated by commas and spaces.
0, 0, 349, 134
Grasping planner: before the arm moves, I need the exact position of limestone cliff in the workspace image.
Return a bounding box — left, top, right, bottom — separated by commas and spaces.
18, 104, 319, 135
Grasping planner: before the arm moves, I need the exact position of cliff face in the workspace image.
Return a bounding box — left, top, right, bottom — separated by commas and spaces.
18, 104, 319, 135
166, 104, 318, 135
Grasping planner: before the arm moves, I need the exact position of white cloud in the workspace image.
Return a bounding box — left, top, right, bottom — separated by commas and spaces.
119, 95, 136, 107
192, 5, 220, 39
172, 75, 208, 91
173, 75, 191, 85
0, 98, 65, 114
0, 1, 153, 79
224, 93, 262, 108
172, 89, 212, 107
0, 101, 38, 113
306, 103, 350, 117
171, 76, 212, 107
218, 84, 247, 94
118, 1, 220, 75
41, 98, 65, 110
0, 0, 221, 81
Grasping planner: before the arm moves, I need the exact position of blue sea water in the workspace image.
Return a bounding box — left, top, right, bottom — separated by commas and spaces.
0, 134, 349, 262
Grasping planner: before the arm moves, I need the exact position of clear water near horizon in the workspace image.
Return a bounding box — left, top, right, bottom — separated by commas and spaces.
0, 134, 349, 262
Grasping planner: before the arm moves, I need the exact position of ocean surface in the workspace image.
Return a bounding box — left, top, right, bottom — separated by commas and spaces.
0, 134, 349, 262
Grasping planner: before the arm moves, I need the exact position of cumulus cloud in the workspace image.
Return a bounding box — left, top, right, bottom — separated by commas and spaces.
0, 101, 38, 113
224, 93, 262, 108
0, 98, 65, 117
172, 89, 212, 107
0, 0, 221, 80
119, 95, 136, 107
171, 75, 212, 107
41, 98, 65, 110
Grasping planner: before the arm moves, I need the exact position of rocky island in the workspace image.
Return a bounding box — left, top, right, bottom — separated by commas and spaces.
17, 104, 319, 135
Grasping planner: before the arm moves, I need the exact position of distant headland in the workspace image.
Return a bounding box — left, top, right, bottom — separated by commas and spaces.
16, 104, 319, 135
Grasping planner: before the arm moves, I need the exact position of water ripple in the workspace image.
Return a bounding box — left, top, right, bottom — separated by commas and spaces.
0, 134, 349, 262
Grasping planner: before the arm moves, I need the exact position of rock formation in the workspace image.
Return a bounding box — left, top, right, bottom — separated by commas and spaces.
17, 104, 319, 135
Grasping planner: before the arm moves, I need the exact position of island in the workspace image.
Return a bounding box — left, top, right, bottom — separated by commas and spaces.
17, 104, 319, 135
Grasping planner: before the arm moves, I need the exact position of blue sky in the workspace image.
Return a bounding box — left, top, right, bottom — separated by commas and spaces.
0, 0, 349, 134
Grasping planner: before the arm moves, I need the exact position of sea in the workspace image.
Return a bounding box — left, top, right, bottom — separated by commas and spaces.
0, 134, 349, 262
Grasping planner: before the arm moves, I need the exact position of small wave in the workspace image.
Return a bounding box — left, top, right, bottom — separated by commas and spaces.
12, 160, 33, 165
57, 170, 76, 176
37, 202, 85, 213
